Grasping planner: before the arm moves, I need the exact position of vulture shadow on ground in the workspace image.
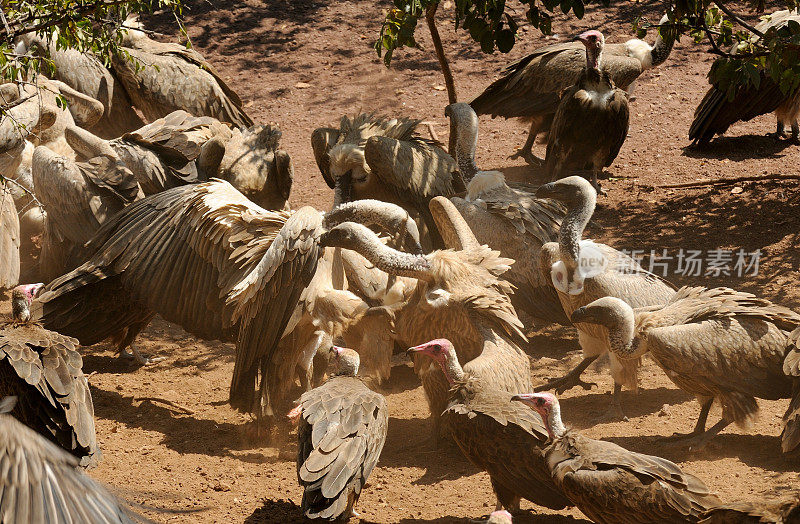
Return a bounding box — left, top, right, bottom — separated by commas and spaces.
396, 514, 589, 523
558, 386, 693, 426
244, 498, 304, 523
681, 135, 795, 161
375, 362, 421, 396
489, 163, 549, 185
89, 387, 263, 457
608, 433, 800, 473
378, 416, 479, 483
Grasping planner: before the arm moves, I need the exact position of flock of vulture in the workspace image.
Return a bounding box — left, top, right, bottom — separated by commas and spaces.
0, 7, 799, 524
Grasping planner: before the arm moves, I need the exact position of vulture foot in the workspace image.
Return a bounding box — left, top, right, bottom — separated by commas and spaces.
658, 430, 703, 443
119, 348, 165, 366
508, 148, 543, 166
535, 356, 599, 394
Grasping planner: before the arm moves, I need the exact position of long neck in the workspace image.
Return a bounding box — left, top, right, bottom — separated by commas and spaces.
650, 21, 674, 67
607, 309, 638, 359
546, 402, 567, 439
587, 45, 602, 72
451, 115, 479, 183
558, 192, 595, 264
442, 351, 465, 384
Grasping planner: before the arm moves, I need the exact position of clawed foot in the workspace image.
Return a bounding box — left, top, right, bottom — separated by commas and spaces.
119, 349, 165, 366
535, 374, 597, 395
508, 149, 544, 166
658, 430, 702, 443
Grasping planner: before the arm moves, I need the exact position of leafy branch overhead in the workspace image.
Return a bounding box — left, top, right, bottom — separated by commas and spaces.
375, 0, 800, 100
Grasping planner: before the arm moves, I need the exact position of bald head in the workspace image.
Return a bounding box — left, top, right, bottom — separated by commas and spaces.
10, 283, 43, 322
329, 346, 360, 377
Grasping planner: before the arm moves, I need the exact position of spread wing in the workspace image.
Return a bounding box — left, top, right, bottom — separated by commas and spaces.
0, 325, 98, 466
0, 182, 20, 289
296, 377, 388, 520
311, 126, 340, 188
0, 414, 133, 523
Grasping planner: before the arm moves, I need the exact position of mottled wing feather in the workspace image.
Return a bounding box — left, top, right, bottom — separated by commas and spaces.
782, 328, 800, 455
0, 183, 20, 289
311, 127, 340, 188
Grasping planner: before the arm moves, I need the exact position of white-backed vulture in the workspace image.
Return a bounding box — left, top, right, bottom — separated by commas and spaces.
3, 284, 99, 467
571, 287, 800, 452
0, 179, 20, 290
544, 30, 630, 190
66, 111, 293, 210
471, 15, 673, 164
291, 347, 387, 521
409, 339, 572, 513
690, 9, 800, 145
111, 21, 252, 128
311, 113, 459, 250
444, 102, 568, 326
0, 402, 131, 523
0, 82, 57, 176
17, 33, 145, 138
32, 145, 141, 282
30, 181, 422, 424
534, 176, 676, 418
513, 392, 722, 523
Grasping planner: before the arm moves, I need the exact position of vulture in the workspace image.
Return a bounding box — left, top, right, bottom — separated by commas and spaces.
17, 33, 145, 138
471, 15, 673, 164
111, 19, 253, 128
311, 113, 458, 251
699, 498, 800, 523
0, 403, 132, 523
544, 30, 630, 190
444, 102, 568, 326
0, 179, 20, 290
32, 144, 141, 282
535, 176, 676, 418
2, 284, 99, 467
30, 180, 421, 422
0, 82, 57, 176
571, 287, 800, 452
690, 9, 800, 145
66, 112, 294, 210
409, 339, 572, 513
290, 346, 387, 520
513, 392, 722, 523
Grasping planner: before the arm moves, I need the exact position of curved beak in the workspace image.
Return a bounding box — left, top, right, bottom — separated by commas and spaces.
406, 343, 427, 356
570, 306, 589, 323
510, 393, 535, 406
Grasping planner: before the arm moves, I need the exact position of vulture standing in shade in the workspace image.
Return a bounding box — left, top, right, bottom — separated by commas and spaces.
290, 346, 387, 521
0, 179, 20, 290
571, 287, 800, 452
544, 30, 630, 190
409, 339, 572, 513
471, 15, 673, 165
30, 180, 421, 424
17, 33, 145, 138
32, 144, 141, 282
311, 113, 458, 251
534, 176, 676, 418
2, 284, 99, 467
690, 9, 800, 145
444, 102, 568, 326
699, 498, 800, 523
514, 392, 722, 523
0, 400, 132, 523
111, 18, 253, 128
66, 112, 293, 210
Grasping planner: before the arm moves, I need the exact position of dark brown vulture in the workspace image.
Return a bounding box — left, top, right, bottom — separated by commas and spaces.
571, 287, 800, 452
290, 346, 387, 520
544, 30, 630, 190
471, 15, 673, 164
0, 400, 131, 523
534, 176, 675, 418
30, 180, 421, 425
408, 339, 571, 513
689, 9, 800, 145
699, 498, 800, 523
2, 284, 99, 467
514, 392, 722, 523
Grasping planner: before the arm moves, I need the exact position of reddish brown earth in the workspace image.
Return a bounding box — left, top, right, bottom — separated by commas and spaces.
6, 0, 800, 522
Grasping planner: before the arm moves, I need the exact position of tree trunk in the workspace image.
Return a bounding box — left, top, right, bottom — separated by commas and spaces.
425, 2, 458, 154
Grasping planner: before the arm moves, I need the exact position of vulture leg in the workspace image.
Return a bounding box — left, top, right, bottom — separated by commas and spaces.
680, 419, 731, 451
509, 118, 544, 166
534, 355, 598, 394
660, 398, 713, 442
770, 121, 786, 140
791, 122, 799, 143
607, 383, 628, 421
116, 319, 164, 366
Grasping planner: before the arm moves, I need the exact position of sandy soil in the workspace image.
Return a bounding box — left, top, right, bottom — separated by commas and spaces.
8, 0, 800, 521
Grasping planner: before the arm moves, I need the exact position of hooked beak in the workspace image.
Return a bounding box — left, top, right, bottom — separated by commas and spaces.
510, 393, 536, 406
406, 343, 428, 356
570, 306, 590, 323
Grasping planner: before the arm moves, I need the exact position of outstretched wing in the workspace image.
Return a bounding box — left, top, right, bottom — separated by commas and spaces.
0, 414, 134, 523
311, 127, 340, 188
1, 324, 99, 466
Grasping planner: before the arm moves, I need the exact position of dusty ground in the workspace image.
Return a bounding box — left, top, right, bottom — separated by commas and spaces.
8, 0, 800, 521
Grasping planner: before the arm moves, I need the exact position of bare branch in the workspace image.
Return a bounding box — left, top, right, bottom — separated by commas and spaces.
714, 0, 764, 38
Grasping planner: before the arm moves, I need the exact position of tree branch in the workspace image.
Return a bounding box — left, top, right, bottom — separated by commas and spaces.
714, 0, 764, 39
658, 173, 800, 189
425, 2, 457, 155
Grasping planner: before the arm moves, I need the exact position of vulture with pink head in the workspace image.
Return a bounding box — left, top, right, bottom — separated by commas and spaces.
409, 339, 571, 513
513, 392, 722, 523
291, 346, 387, 521
1, 284, 99, 467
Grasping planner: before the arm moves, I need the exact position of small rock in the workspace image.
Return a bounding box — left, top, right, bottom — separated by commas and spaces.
294, 82, 312, 89
731, 186, 743, 194
433, 85, 445, 91
658, 404, 671, 417
213, 480, 232, 492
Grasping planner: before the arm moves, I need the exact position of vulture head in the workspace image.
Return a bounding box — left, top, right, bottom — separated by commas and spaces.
444, 102, 480, 183
486, 509, 513, 524
328, 346, 360, 377
10, 283, 43, 322
571, 297, 639, 358
407, 338, 463, 384
575, 29, 605, 71
511, 392, 565, 439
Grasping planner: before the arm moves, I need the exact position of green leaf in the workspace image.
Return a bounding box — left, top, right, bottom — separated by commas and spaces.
480, 31, 495, 53
495, 29, 515, 53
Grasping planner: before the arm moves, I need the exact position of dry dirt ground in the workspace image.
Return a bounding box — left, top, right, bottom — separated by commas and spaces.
6, 0, 800, 522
